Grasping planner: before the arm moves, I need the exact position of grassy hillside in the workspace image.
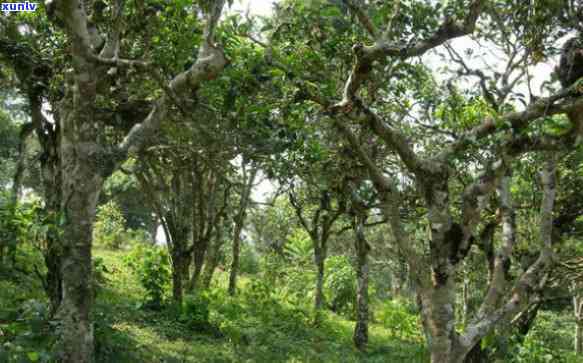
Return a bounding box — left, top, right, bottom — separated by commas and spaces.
1, 245, 580, 362
91, 247, 427, 362
0, 246, 427, 363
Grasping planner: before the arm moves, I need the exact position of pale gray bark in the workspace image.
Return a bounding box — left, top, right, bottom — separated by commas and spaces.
334, 95, 564, 362
46, 0, 227, 360
288, 188, 343, 321
202, 223, 226, 289
228, 165, 258, 295
456, 156, 558, 360
353, 213, 370, 350
461, 262, 470, 327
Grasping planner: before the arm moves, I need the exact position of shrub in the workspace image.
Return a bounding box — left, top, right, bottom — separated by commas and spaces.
93, 201, 126, 249
324, 255, 356, 317
92, 257, 110, 298
239, 244, 259, 275
283, 228, 312, 264
377, 299, 423, 342
124, 244, 170, 309
181, 293, 211, 330
0, 299, 53, 363
0, 197, 50, 264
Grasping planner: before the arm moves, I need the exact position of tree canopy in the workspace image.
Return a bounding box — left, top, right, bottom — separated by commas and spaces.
1, 0, 583, 362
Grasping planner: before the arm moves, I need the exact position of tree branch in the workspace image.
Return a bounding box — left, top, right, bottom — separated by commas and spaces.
460, 155, 558, 352
116, 0, 227, 159
342, 0, 378, 38
333, 0, 485, 108
442, 84, 583, 159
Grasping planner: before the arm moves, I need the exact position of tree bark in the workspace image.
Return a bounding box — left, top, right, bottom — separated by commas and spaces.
576, 320, 583, 355
314, 243, 326, 315
166, 217, 191, 306
228, 166, 257, 295
463, 344, 488, 363
28, 92, 64, 315
353, 214, 369, 350
201, 244, 221, 289
45, 240, 63, 316
190, 243, 207, 291
418, 172, 469, 363
228, 223, 243, 295
574, 292, 583, 355
56, 150, 102, 363
419, 278, 465, 363
40, 135, 63, 316
202, 224, 225, 289
53, 20, 104, 359
171, 253, 187, 305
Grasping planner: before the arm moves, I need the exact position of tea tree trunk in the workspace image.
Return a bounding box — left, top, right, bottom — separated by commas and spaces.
228, 166, 257, 295
353, 214, 370, 350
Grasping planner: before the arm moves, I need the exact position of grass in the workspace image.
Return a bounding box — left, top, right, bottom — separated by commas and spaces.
5, 245, 580, 362
91, 247, 428, 363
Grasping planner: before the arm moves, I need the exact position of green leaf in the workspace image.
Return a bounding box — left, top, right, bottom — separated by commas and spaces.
27, 352, 40, 362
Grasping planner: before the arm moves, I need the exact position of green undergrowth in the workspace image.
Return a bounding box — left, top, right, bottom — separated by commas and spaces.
0, 246, 428, 362
92, 247, 428, 362
2, 246, 581, 362
0, 248, 580, 363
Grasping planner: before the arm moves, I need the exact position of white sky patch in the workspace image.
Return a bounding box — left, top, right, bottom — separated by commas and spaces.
230, 0, 276, 17
441, 35, 569, 97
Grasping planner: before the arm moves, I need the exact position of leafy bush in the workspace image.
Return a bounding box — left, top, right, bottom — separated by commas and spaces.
92, 257, 110, 298
0, 299, 54, 363
324, 255, 356, 317
93, 201, 127, 249
376, 299, 423, 342
496, 310, 578, 363
0, 200, 23, 262
181, 293, 212, 330
278, 263, 314, 305
513, 336, 557, 363
258, 251, 286, 286
283, 228, 312, 264
0, 197, 55, 264
239, 244, 259, 275
124, 244, 170, 309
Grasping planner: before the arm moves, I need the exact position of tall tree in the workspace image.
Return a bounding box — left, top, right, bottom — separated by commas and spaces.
288, 181, 346, 321
228, 160, 258, 295
349, 186, 371, 350
2, 0, 228, 360
262, 0, 583, 360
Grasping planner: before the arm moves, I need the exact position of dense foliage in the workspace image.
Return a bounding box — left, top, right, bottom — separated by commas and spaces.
1, 0, 583, 362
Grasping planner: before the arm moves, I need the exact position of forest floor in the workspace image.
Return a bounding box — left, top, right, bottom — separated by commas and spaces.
91, 248, 427, 362
1, 246, 579, 362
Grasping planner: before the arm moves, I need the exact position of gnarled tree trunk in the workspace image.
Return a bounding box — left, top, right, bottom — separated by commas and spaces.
353, 214, 370, 350
56, 115, 104, 363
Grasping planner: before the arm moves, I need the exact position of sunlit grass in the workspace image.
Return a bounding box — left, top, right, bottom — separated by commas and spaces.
90, 247, 429, 362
